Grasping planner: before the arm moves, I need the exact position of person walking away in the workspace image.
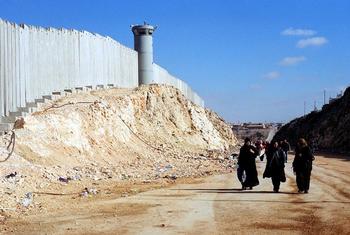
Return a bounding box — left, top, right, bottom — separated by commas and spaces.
293, 138, 315, 193
310, 139, 318, 154
238, 138, 259, 190
281, 139, 291, 163
236, 163, 246, 190
255, 139, 266, 161
268, 141, 286, 192
260, 141, 270, 161
263, 141, 273, 178
237, 138, 249, 189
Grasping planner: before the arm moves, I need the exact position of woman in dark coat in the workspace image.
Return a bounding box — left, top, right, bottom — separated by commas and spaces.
293, 138, 315, 193
263, 142, 273, 178
267, 141, 286, 192
238, 138, 259, 190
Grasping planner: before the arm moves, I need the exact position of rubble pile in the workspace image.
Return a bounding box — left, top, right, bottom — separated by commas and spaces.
0, 84, 238, 210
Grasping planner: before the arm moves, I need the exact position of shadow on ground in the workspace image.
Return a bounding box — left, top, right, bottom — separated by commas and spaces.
316, 152, 350, 162
174, 188, 298, 195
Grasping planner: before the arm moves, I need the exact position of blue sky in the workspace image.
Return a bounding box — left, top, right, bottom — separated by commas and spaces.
0, 0, 349, 123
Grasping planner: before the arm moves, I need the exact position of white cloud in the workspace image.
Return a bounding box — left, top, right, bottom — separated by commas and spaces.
263, 71, 280, 80
279, 56, 306, 66
281, 28, 317, 36
296, 37, 328, 48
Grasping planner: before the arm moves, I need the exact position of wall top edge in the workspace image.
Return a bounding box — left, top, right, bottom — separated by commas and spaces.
0, 17, 132, 50
154, 63, 202, 100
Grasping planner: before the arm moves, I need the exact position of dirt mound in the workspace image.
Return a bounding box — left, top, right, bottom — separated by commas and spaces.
0, 84, 238, 210
273, 86, 350, 153
17, 84, 237, 160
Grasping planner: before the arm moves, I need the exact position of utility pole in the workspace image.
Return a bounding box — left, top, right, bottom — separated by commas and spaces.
323, 89, 326, 105
304, 101, 306, 116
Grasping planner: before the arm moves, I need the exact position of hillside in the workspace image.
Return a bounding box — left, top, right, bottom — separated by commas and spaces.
0, 84, 238, 210
273, 86, 350, 153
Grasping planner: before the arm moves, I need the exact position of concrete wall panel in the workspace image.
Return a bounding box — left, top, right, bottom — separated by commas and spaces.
0, 19, 203, 121
0, 20, 5, 116
153, 64, 204, 107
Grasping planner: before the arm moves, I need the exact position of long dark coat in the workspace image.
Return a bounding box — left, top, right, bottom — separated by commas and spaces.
238, 144, 259, 187
293, 145, 315, 191
263, 144, 273, 178
269, 148, 286, 182
293, 146, 314, 173
263, 147, 286, 181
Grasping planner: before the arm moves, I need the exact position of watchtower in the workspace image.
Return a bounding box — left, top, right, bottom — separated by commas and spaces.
131, 22, 157, 85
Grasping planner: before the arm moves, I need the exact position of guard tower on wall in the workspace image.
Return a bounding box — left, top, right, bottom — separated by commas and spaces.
131, 22, 157, 85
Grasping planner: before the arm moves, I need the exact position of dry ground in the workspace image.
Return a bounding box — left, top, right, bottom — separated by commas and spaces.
1, 153, 349, 235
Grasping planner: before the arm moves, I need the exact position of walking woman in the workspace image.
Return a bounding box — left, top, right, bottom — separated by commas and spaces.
263, 141, 286, 192
238, 138, 259, 190
293, 138, 315, 193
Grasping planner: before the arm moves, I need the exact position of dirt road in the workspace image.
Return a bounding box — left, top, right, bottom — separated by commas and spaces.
1, 153, 350, 234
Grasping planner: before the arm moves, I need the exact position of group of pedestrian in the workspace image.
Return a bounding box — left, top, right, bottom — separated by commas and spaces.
237, 137, 315, 193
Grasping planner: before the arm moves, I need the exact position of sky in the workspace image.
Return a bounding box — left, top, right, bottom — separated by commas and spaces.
0, 0, 349, 123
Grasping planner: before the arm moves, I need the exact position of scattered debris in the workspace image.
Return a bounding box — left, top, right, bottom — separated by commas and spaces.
5, 172, 17, 179
21, 192, 33, 207
121, 192, 129, 197
87, 188, 98, 195
157, 164, 174, 173
58, 177, 71, 183
80, 188, 98, 197
71, 174, 81, 181
13, 117, 25, 130
164, 174, 178, 180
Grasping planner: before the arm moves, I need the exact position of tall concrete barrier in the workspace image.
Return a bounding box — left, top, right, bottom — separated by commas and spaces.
153, 64, 204, 107
0, 19, 138, 118
0, 19, 203, 120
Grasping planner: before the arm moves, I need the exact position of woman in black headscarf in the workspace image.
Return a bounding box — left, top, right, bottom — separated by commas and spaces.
238, 138, 259, 190
263, 141, 286, 192
293, 138, 315, 193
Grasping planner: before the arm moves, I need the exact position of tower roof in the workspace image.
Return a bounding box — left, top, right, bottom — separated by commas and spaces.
131, 22, 157, 36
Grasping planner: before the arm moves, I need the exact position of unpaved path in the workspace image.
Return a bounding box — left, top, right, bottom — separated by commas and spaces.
2, 153, 350, 234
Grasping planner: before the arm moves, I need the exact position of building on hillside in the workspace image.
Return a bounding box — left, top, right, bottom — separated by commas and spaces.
231, 122, 273, 141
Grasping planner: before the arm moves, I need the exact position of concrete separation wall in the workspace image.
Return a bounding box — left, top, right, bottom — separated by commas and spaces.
0, 19, 204, 120
0, 19, 138, 118
153, 64, 204, 107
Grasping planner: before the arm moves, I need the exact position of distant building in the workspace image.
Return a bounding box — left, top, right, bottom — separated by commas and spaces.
231, 122, 275, 140
245, 123, 266, 129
